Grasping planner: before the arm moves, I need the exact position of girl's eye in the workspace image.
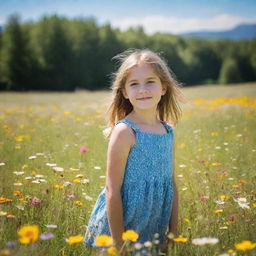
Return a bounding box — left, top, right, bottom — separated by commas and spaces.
130, 83, 138, 87
147, 80, 154, 83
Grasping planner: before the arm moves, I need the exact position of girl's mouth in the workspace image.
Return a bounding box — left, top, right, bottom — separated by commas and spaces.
137, 97, 152, 100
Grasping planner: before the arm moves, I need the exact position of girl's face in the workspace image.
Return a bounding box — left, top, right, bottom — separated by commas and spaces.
122, 63, 166, 111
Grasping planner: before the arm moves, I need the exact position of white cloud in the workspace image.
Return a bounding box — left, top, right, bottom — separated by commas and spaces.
111, 14, 256, 34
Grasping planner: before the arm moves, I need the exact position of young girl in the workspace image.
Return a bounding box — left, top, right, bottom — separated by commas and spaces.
83, 49, 186, 253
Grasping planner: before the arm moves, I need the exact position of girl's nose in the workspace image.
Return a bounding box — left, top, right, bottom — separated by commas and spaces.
138, 84, 148, 92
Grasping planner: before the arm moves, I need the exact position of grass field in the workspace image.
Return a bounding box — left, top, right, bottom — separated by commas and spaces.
0, 82, 256, 256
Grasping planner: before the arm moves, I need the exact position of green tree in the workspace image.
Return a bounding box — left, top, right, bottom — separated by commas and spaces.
0, 14, 36, 90
219, 57, 242, 84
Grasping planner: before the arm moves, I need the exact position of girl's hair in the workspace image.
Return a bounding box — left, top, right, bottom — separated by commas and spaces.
105, 48, 187, 137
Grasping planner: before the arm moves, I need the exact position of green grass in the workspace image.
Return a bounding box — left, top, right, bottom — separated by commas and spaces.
0, 83, 256, 256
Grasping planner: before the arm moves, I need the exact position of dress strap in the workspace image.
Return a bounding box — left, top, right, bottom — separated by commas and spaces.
115, 118, 140, 132
160, 121, 173, 134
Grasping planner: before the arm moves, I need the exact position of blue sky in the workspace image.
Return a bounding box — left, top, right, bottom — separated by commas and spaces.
1, 0, 256, 34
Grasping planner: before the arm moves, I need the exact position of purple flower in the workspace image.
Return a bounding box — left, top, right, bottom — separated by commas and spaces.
7, 241, 17, 248
30, 196, 41, 206
40, 233, 54, 240
80, 146, 88, 153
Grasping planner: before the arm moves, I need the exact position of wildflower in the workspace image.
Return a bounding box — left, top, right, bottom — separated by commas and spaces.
173, 235, 188, 243
13, 183, 23, 186
0, 162, 5, 166
81, 179, 90, 184
235, 240, 256, 251
18, 225, 39, 244
144, 241, 153, 247
13, 191, 22, 196
73, 179, 81, 183
28, 156, 37, 160
6, 214, 15, 219
0, 197, 12, 204
102, 127, 112, 138
45, 224, 57, 229
122, 230, 139, 242
85, 195, 93, 201
200, 195, 209, 201
95, 234, 113, 247
192, 237, 219, 246
30, 197, 41, 206
167, 232, 175, 239
183, 218, 190, 223
54, 185, 64, 189
212, 162, 221, 166
220, 195, 229, 201
66, 234, 84, 245
134, 242, 143, 250
80, 146, 88, 153
107, 246, 118, 255
215, 209, 223, 214
0, 211, 7, 216
53, 167, 64, 172
75, 201, 83, 206
40, 233, 54, 240
94, 166, 102, 170
234, 198, 250, 209
13, 171, 24, 175
46, 163, 57, 167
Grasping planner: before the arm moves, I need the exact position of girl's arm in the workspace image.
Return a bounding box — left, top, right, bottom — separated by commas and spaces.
168, 141, 179, 236
105, 123, 134, 248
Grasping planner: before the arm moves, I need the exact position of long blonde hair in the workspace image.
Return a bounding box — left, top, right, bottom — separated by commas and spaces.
106, 48, 187, 136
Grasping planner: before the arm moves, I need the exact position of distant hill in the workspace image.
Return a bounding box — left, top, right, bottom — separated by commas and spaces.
179, 24, 256, 40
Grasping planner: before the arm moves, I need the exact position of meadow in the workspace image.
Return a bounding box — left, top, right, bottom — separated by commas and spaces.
0, 82, 255, 256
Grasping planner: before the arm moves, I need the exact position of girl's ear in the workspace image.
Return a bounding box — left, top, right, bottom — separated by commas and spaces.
122, 88, 128, 99
161, 85, 167, 96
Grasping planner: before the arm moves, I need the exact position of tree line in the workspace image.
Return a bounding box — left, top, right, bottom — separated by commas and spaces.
0, 14, 255, 91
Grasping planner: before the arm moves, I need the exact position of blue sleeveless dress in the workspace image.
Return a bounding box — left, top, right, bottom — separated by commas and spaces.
83, 118, 174, 248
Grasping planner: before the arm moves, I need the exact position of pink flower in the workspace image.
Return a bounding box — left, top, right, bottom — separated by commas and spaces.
30, 196, 41, 206
80, 146, 88, 153
200, 195, 209, 201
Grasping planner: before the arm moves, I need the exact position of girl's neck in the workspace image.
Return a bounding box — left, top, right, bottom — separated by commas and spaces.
127, 110, 159, 125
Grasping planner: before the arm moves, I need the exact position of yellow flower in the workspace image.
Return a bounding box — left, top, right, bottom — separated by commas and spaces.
212, 162, 221, 166
73, 179, 81, 183
198, 148, 203, 152
18, 225, 39, 244
0, 197, 13, 204
13, 191, 22, 196
220, 195, 229, 201
183, 218, 190, 223
235, 240, 256, 251
107, 246, 118, 255
67, 234, 84, 245
215, 209, 223, 214
173, 235, 188, 243
211, 132, 218, 136
253, 203, 256, 208
22, 164, 28, 169
122, 230, 139, 242
75, 201, 83, 206
54, 185, 64, 189
95, 234, 113, 247
64, 111, 71, 116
